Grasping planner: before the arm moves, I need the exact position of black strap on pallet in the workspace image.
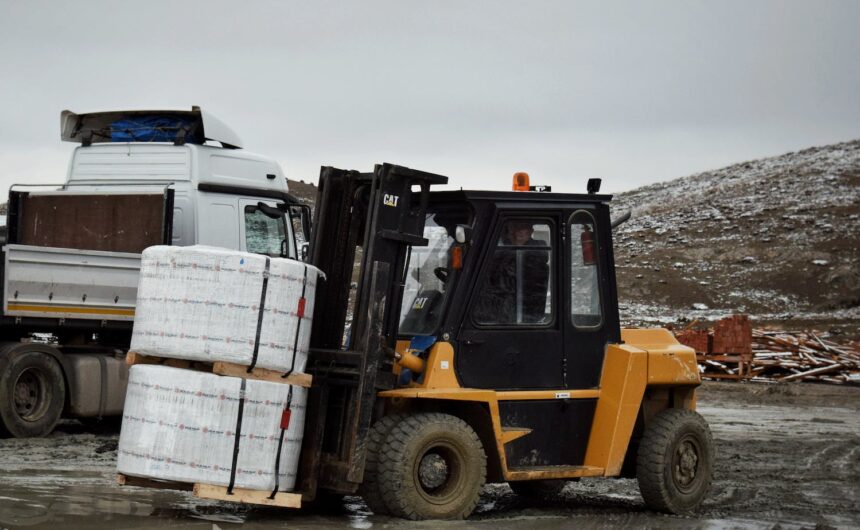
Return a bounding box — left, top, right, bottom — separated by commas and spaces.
268, 385, 294, 499
282, 264, 308, 379
248, 257, 271, 373
226, 378, 247, 495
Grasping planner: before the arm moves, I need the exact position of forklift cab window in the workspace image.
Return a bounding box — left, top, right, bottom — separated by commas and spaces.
569, 211, 602, 328
399, 210, 469, 336
244, 204, 294, 258
472, 220, 553, 326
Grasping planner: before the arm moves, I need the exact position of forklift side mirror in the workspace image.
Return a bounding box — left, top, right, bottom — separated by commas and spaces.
300, 242, 309, 261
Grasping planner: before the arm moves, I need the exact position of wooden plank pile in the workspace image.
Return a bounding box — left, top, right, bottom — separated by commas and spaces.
674, 315, 860, 384
748, 330, 860, 384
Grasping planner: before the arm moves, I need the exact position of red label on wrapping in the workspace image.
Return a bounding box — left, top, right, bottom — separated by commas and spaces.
280, 409, 292, 430
296, 297, 306, 318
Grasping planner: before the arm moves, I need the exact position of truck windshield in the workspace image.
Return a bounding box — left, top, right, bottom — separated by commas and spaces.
398, 209, 470, 336
244, 205, 294, 258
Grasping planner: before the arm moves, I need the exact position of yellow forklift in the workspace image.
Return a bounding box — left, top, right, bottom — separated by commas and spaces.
297, 164, 712, 519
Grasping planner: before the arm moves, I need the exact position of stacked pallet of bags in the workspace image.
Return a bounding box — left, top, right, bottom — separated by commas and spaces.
117, 245, 323, 493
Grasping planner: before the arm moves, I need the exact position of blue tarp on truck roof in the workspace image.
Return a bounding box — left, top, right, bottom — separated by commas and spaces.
110, 116, 204, 143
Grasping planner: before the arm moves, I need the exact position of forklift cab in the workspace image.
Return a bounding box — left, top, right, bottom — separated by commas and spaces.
301, 165, 709, 521
397, 190, 620, 393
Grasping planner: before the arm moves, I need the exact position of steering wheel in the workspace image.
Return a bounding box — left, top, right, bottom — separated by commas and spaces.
434, 267, 449, 283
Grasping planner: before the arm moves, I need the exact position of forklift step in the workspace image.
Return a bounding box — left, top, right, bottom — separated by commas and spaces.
506, 465, 604, 480
116, 474, 302, 509
125, 351, 312, 388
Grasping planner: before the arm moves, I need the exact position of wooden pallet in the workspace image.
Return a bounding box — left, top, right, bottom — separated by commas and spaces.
696, 353, 753, 381
126, 351, 312, 388
117, 474, 301, 508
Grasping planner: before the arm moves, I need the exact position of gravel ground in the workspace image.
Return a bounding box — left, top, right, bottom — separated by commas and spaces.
0, 381, 858, 529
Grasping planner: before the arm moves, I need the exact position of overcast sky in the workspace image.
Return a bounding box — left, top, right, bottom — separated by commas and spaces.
1, 0, 858, 197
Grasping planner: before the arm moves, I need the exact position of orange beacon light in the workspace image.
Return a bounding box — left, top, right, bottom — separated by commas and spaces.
512, 172, 530, 191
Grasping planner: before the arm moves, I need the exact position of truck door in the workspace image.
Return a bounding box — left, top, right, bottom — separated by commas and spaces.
456, 216, 563, 390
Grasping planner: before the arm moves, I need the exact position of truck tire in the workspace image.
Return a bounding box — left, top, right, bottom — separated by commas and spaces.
636, 408, 713, 514
0, 349, 66, 438
378, 413, 486, 520
508, 479, 568, 500
360, 413, 404, 515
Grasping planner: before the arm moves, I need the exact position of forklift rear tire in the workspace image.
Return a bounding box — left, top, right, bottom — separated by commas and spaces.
378, 413, 486, 520
508, 479, 568, 500
636, 408, 713, 514
360, 413, 404, 515
0, 349, 66, 438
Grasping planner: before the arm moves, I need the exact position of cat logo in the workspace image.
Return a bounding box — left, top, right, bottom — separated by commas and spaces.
383, 194, 400, 207
413, 297, 428, 309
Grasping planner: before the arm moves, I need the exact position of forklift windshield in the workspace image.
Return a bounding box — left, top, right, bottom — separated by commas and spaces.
398, 209, 470, 336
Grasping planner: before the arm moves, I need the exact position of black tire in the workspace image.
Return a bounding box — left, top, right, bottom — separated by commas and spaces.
0, 349, 66, 438
360, 413, 404, 515
636, 408, 714, 514
378, 413, 486, 520
509, 479, 567, 500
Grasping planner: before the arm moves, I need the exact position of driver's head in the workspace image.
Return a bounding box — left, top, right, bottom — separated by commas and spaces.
507, 221, 534, 246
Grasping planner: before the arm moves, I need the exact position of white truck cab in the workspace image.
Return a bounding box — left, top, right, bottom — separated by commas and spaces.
61, 107, 299, 256
0, 108, 310, 437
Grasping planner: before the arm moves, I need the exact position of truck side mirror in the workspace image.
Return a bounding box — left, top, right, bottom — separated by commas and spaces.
300, 242, 309, 262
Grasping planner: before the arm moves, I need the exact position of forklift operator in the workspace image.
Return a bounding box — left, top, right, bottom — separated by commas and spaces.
474, 220, 551, 324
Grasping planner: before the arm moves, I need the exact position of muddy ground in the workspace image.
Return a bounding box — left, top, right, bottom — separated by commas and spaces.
0, 381, 858, 530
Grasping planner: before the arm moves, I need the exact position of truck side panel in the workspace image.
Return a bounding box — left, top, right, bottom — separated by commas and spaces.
4, 245, 140, 321
18, 193, 165, 253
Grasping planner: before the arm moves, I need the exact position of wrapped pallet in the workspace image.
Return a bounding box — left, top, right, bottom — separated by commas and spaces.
131, 246, 323, 373
118, 365, 307, 491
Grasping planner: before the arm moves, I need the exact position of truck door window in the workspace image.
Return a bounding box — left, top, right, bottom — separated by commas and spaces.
472, 220, 553, 326
244, 204, 291, 258
569, 210, 602, 328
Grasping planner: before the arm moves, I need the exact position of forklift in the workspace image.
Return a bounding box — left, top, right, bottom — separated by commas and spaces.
296, 163, 712, 519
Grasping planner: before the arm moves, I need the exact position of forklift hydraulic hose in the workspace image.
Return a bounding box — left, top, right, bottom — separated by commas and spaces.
611, 210, 632, 229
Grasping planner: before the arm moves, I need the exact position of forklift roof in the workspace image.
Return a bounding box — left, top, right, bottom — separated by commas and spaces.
60, 106, 243, 149
430, 189, 614, 204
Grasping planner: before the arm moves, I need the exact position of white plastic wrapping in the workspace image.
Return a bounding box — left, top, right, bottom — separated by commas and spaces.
130, 245, 323, 373
117, 365, 307, 491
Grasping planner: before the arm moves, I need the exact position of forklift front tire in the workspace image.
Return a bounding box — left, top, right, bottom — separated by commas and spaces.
378, 413, 486, 520
636, 408, 714, 514
360, 413, 404, 515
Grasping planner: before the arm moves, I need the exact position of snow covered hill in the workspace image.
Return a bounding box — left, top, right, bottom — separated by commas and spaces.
612, 140, 860, 336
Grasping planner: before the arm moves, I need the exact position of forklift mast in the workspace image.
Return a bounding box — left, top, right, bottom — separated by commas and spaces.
298, 163, 447, 496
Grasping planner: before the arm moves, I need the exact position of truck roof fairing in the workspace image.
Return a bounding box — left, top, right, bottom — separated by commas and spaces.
60, 106, 244, 149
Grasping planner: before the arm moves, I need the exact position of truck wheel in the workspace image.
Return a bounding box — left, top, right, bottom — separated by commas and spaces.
508, 479, 567, 500
378, 413, 486, 520
0, 349, 66, 438
636, 408, 713, 514
360, 413, 404, 515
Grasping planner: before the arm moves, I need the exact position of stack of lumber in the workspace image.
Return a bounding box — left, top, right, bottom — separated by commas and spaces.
674, 316, 860, 384
748, 330, 860, 384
